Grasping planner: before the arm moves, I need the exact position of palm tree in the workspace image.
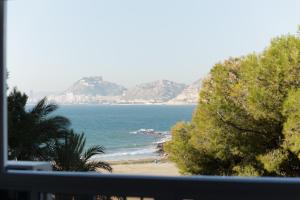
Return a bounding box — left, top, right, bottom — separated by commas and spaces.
8, 88, 70, 161
8, 88, 112, 200
53, 132, 113, 200
54, 130, 112, 172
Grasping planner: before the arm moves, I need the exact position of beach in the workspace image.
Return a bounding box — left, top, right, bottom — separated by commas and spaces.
106, 158, 180, 176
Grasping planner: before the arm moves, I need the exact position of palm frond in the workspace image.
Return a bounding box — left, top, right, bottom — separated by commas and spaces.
54, 130, 112, 172
70, 132, 86, 155
85, 161, 113, 172
36, 116, 71, 136
83, 145, 105, 162
30, 97, 58, 119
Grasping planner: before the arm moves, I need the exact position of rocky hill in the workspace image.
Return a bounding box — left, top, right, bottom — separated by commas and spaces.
30, 76, 202, 105
167, 79, 202, 104
64, 76, 126, 96
47, 76, 126, 104
121, 80, 187, 104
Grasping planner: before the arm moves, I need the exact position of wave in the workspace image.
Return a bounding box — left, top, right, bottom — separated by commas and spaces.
92, 130, 172, 161
129, 128, 170, 135
93, 146, 158, 161
154, 134, 172, 144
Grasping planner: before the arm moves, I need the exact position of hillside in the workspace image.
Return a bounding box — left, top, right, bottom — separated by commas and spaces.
29, 77, 202, 105
121, 80, 187, 104
167, 79, 202, 104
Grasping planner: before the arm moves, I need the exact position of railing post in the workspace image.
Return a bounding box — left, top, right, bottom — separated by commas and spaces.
0, 0, 7, 174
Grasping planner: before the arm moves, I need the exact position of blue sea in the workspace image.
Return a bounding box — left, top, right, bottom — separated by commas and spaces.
54, 105, 196, 161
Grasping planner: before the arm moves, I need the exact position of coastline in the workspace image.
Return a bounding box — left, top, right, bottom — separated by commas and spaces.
106, 158, 180, 176
108, 157, 168, 165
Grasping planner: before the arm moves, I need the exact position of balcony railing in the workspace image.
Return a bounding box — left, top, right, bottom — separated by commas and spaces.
2, 161, 300, 200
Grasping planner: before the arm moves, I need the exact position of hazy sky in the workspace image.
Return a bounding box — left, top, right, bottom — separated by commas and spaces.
6, 0, 300, 93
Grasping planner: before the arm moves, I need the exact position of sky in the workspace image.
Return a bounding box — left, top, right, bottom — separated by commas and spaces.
6, 0, 300, 93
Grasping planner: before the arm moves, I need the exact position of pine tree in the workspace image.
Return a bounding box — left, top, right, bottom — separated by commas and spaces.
165, 32, 300, 176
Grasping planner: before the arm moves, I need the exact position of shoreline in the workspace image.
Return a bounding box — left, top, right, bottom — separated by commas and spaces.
105, 157, 180, 176
108, 157, 168, 165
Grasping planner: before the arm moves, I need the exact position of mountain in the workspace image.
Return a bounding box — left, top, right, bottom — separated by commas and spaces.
167, 79, 202, 104
31, 77, 201, 105
121, 80, 187, 104
64, 76, 126, 96
47, 77, 126, 104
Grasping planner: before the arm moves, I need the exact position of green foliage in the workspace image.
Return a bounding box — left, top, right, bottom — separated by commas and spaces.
8, 88, 112, 173
54, 130, 112, 172
8, 88, 70, 161
165, 32, 300, 176
282, 89, 300, 158
164, 122, 202, 174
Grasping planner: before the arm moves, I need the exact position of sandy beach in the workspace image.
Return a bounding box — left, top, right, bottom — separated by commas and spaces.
108, 159, 180, 176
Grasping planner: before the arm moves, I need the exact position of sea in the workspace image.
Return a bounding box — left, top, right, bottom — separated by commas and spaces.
53, 105, 196, 161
